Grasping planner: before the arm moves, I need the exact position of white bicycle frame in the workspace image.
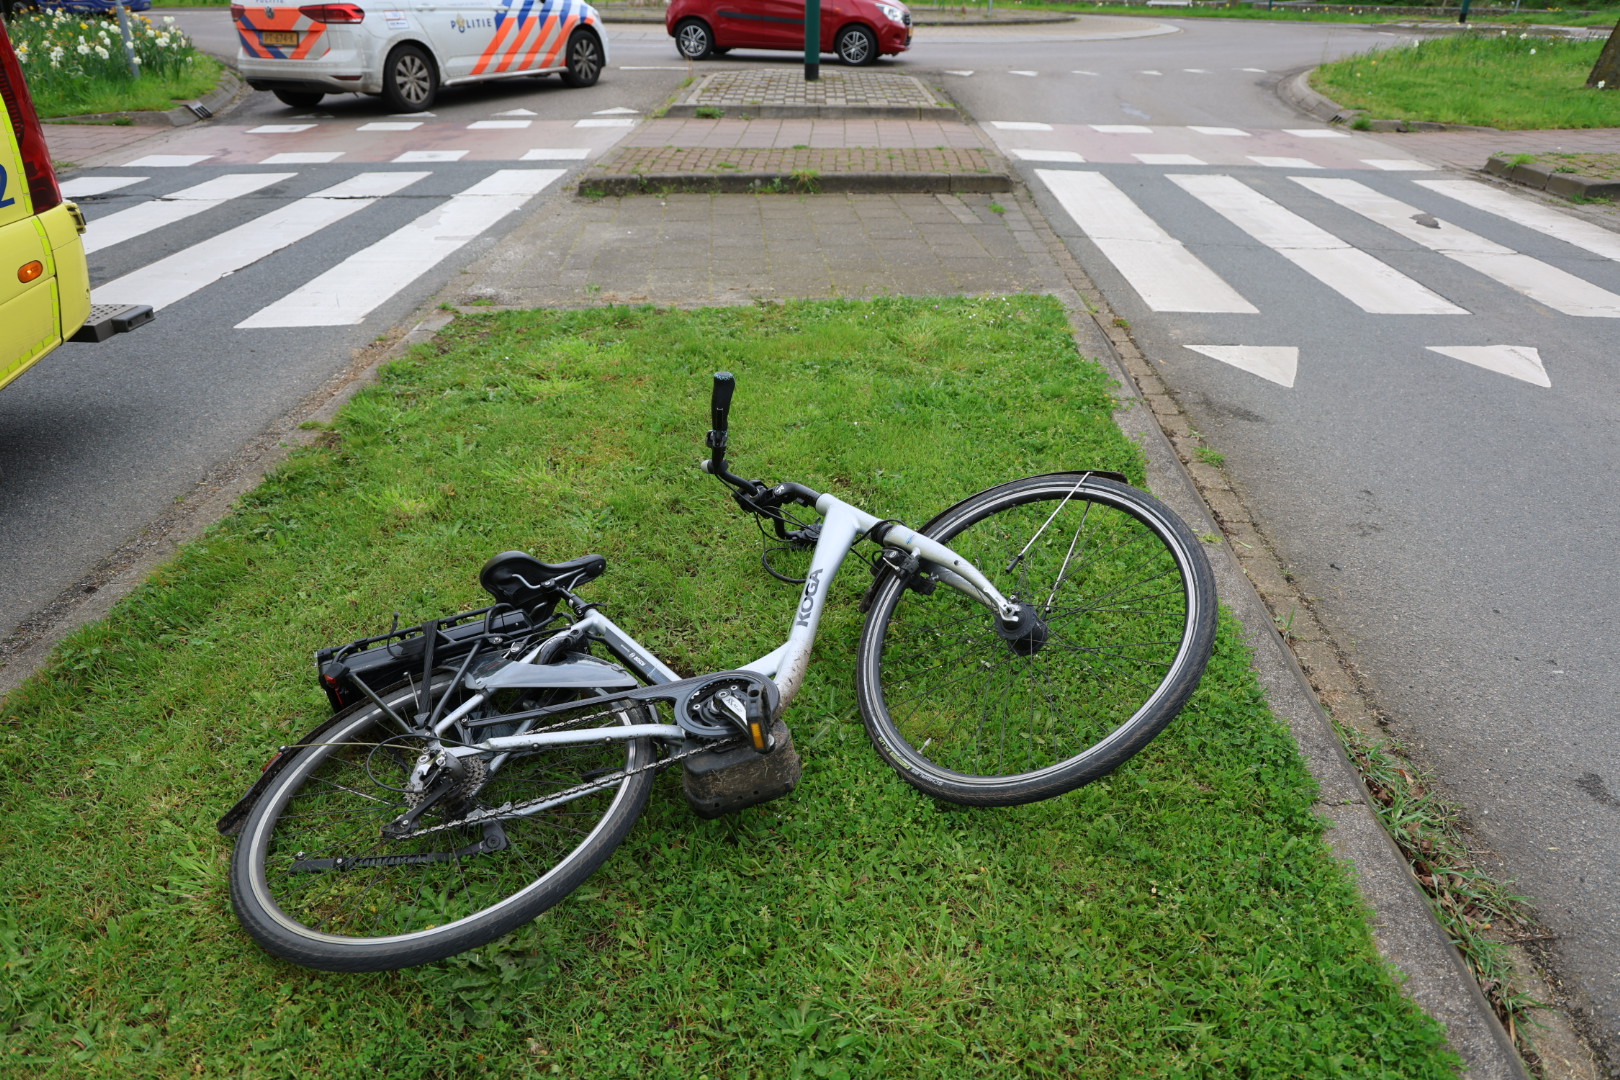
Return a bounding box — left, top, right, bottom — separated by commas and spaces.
436, 491, 1021, 763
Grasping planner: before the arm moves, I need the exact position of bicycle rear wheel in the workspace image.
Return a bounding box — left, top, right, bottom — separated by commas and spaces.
856, 474, 1216, 806
228, 676, 654, 972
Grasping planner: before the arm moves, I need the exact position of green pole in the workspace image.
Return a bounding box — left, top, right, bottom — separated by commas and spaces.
805, 0, 820, 81
112, 0, 141, 79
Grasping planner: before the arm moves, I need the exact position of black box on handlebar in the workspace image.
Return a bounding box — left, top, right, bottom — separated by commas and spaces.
682, 719, 802, 819
314, 605, 537, 713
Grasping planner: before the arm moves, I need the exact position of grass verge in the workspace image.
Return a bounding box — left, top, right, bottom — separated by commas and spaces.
10, 10, 220, 118
911, 0, 1620, 27
0, 298, 1460, 1078
1312, 32, 1620, 129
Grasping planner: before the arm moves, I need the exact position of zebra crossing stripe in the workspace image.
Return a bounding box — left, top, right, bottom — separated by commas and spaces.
91, 173, 430, 312
1036, 170, 1256, 314
1169, 175, 1465, 315
1414, 180, 1620, 264
83, 174, 295, 256
59, 176, 147, 198
1294, 177, 1620, 318
237, 169, 565, 329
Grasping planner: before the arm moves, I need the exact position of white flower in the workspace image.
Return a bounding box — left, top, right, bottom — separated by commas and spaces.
163, 14, 175, 22
1529, 48, 1536, 54
157, 34, 170, 46
132, 55, 141, 64
1520, 32, 1528, 38
77, 42, 91, 54
1600, 80, 1607, 89
95, 45, 109, 59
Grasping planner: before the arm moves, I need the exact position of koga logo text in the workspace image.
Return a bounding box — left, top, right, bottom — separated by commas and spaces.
794, 568, 824, 628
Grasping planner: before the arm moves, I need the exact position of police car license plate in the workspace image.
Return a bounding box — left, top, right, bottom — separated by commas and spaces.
263, 30, 299, 45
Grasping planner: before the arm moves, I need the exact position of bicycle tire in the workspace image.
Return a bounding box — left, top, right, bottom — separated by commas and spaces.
228, 674, 654, 972
855, 474, 1216, 806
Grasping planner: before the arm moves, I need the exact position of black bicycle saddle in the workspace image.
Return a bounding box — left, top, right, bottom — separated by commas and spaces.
479, 551, 607, 610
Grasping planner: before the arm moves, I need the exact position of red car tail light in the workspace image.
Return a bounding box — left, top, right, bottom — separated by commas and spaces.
0, 21, 63, 215
298, 4, 366, 23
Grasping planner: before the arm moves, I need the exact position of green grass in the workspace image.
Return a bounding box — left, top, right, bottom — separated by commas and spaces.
1313, 32, 1620, 128
912, 0, 1620, 27
0, 299, 1458, 1079
9, 10, 222, 118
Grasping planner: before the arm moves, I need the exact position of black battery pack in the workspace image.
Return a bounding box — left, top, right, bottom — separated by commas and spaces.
682, 719, 802, 819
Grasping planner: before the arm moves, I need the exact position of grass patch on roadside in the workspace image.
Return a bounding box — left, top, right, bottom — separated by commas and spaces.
1313, 32, 1620, 128
9, 10, 220, 118
913, 0, 1620, 26
0, 298, 1459, 1079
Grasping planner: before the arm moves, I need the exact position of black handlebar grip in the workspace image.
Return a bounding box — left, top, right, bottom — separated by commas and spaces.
711, 371, 736, 434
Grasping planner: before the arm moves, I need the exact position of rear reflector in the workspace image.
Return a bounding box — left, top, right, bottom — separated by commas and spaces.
0, 20, 63, 214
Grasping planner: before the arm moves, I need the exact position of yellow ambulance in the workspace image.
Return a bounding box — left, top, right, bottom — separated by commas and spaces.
2, 18, 149, 394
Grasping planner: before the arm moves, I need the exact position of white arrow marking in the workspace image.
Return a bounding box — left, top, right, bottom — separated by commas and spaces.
1426, 346, 1550, 387
593, 106, 639, 114
496, 108, 538, 116
1009, 70, 1037, 77
945, 69, 974, 76
1186, 346, 1298, 387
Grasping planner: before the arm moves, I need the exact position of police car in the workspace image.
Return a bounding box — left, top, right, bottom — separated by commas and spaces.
1, 19, 149, 395
233, 0, 608, 112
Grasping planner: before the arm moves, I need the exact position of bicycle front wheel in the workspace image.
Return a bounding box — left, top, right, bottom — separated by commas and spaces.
856, 474, 1216, 806
229, 677, 655, 972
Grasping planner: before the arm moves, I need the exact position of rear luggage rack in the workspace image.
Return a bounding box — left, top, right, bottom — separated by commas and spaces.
315, 605, 540, 712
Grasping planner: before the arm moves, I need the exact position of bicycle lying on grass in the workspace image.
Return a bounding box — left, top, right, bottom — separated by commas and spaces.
219, 373, 1218, 972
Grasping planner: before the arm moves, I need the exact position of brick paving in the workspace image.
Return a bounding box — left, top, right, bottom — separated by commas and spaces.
685, 70, 945, 110
1390, 126, 1620, 172
622, 117, 987, 150
43, 123, 168, 168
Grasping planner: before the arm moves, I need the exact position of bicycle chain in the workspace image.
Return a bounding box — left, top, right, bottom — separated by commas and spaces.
398, 736, 743, 840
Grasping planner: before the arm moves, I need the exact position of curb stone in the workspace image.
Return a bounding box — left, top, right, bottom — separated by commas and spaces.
44, 68, 245, 129
662, 102, 959, 120
579, 170, 1012, 195
1485, 154, 1620, 199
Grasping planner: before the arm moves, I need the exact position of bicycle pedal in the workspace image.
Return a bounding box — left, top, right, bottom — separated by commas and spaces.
681, 719, 801, 820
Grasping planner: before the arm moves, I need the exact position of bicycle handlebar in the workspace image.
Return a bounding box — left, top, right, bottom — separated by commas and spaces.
702, 373, 822, 516
710, 371, 735, 435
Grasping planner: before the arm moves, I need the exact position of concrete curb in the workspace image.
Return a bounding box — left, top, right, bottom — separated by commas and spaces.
45, 68, 245, 129
580, 169, 1012, 195
597, 7, 1076, 24
1276, 68, 1498, 133
662, 102, 959, 120
1008, 181, 1531, 1079
1485, 153, 1620, 200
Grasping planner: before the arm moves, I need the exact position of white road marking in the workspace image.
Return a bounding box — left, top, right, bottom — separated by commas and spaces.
237, 169, 565, 328
1249, 156, 1320, 169
575, 118, 634, 128
945, 69, 974, 76
991, 120, 1052, 131
1185, 345, 1297, 387
248, 124, 316, 134
1036, 169, 1257, 313
1170, 174, 1466, 315
521, 147, 592, 160
469, 119, 532, 129
59, 176, 147, 197
1071, 70, 1098, 76
83, 173, 294, 255
1010, 149, 1085, 163
1190, 126, 1249, 136
262, 151, 345, 164
1363, 159, 1435, 171
1009, 69, 1038, 76
1284, 128, 1351, 138
1136, 153, 1205, 165
122, 154, 213, 167
593, 106, 639, 114
389, 112, 435, 118
1295, 177, 1620, 318
359, 121, 422, 131
92, 172, 428, 311
1183, 68, 1210, 73
1092, 124, 1153, 134
1139, 70, 1163, 75
1426, 345, 1550, 387
1239, 67, 1267, 72
620, 65, 687, 69
395, 150, 468, 162
1415, 179, 1620, 263
497, 108, 538, 116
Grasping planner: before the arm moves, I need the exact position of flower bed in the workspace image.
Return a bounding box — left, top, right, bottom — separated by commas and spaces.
9, 9, 221, 118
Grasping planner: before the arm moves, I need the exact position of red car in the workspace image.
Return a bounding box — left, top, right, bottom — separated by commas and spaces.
667, 0, 910, 66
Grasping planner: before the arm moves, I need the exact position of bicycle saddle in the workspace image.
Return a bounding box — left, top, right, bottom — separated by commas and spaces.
479, 551, 607, 609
